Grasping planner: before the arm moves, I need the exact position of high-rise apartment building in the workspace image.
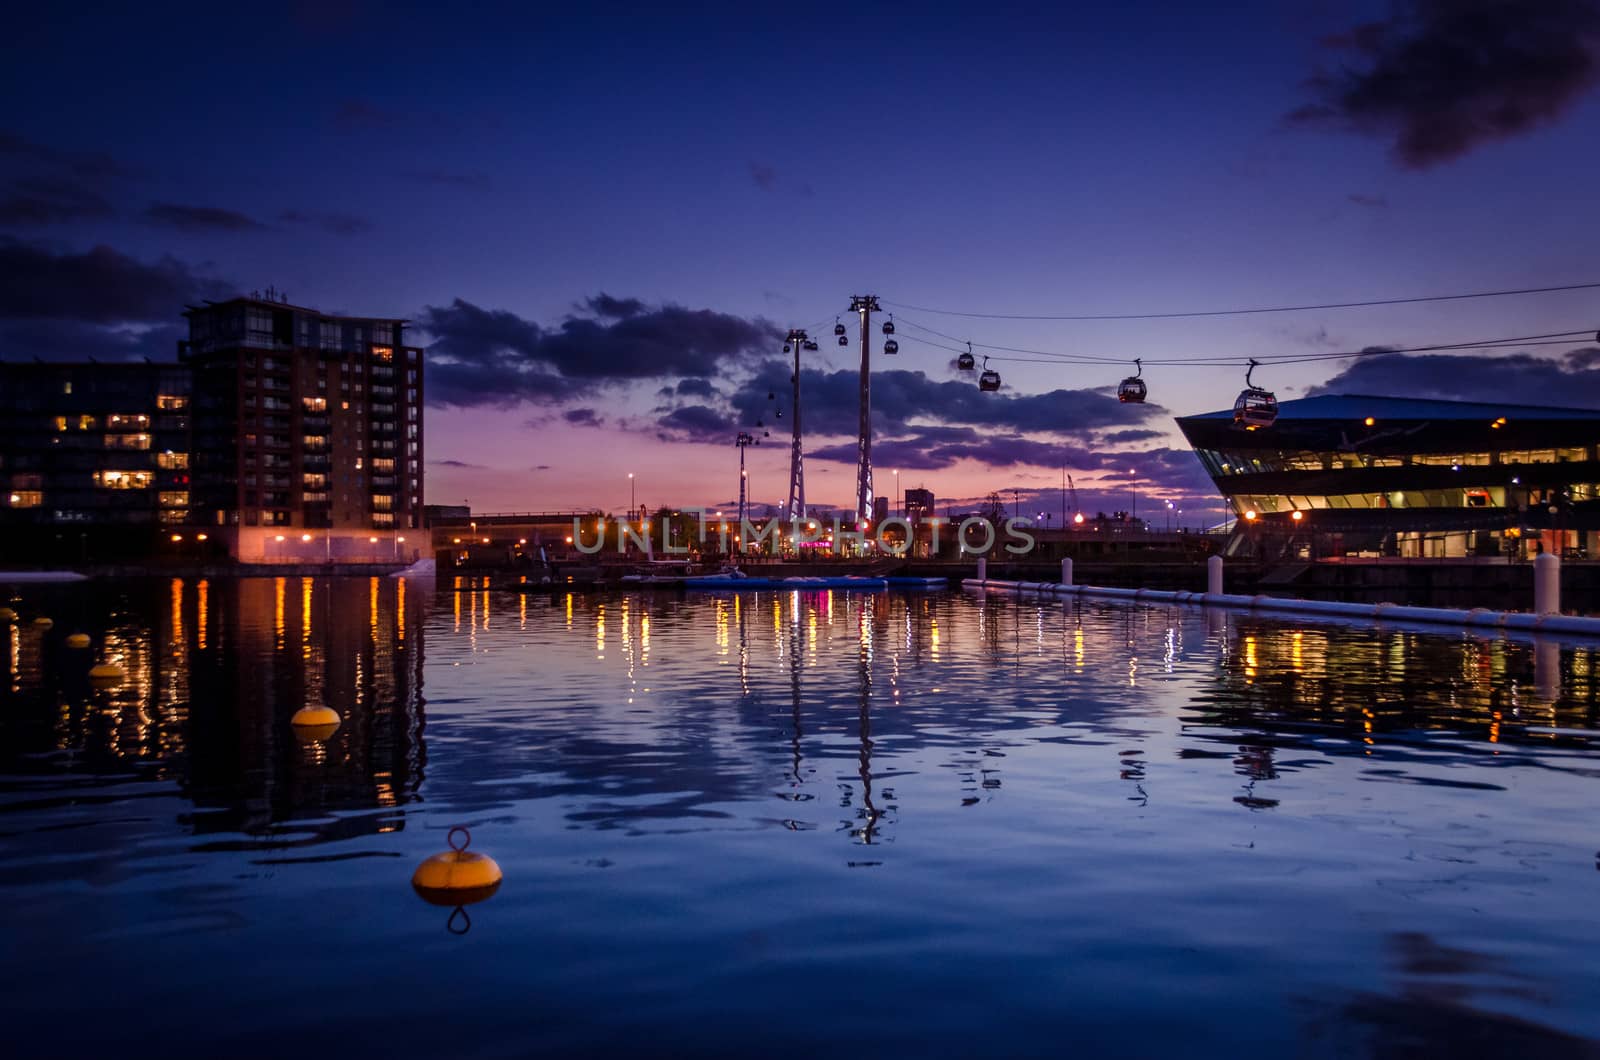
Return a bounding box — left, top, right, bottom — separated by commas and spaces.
180, 294, 423, 560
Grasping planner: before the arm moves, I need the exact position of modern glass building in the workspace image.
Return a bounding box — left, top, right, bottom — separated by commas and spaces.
1175, 394, 1600, 559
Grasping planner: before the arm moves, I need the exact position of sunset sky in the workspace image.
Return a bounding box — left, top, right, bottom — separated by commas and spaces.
5, 1, 1600, 520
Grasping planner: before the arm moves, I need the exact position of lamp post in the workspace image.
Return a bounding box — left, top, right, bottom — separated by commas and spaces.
628, 472, 635, 520
892, 469, 900, 517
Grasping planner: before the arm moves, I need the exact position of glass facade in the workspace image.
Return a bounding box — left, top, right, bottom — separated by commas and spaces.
1177, 399, 1600, 560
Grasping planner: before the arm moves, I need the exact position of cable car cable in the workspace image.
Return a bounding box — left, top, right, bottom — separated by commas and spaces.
881, 279, 1600, 321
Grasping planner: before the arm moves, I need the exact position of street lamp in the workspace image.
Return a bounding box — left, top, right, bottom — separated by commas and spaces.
892, 469, 899, 516
628, 472, 635, 518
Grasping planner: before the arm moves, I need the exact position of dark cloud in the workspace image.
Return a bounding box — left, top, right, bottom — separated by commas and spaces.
145, 201, 266, 232
0, 176, 115, 226
0, 239, 231, 324
431, 458, 487, 469
1101, 428, 1163, 444
279, 210, 372, 235
749, 161, 778, 191
585, 293, 646, 319
418, 296, 780, 408
0, 130, 138, 180
809, 426, 1097, 473
403, 169, 492, 190
0, 318, 181, 362
729, 361, 1163, 439
564, 407, 604, 426
675, 377, 717, 398
1288, 0, 1600, 168
656, 404, 736, 439
1309, 347, 1600, 405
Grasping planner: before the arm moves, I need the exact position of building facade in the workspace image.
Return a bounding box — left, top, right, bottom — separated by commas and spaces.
1177, 394, 1600, 560
0, 361, 194, 559
181, 295, 424, 561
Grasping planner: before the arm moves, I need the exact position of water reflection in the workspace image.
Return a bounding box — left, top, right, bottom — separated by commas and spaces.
3, 582, 1600, 1052
0, 576, 427, 856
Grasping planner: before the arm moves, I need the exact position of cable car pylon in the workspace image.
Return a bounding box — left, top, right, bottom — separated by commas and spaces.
784, 328, 808, 523
849, 295, 880, 528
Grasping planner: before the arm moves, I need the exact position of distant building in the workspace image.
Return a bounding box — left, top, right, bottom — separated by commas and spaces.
181, 295, 424, 560
0, 361, 194, 559
1177, 393, 1600, 559
905, 488, 935, 522
872, 495, 889, 524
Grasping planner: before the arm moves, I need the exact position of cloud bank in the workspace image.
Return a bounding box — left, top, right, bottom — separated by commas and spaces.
1289, 0, 1600, 167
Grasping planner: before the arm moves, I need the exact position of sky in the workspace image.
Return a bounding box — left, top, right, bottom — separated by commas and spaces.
4, 0, 1600, 522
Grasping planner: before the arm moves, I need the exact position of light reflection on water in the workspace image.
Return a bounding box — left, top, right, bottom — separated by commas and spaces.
2, 577, 1600, 1056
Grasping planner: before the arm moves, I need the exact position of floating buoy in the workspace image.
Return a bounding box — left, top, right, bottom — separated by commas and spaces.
290, 705, 341, 742
88, 662, 125, 685
32, 617, 52, 629
412, 826, 503, 907
0, 607, 15, 622
65, 633, 91, 649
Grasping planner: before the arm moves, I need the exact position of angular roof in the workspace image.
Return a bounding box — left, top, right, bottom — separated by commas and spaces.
1181, 393, 1600, 422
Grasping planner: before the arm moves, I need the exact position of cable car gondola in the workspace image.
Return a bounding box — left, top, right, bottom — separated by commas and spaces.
803, 339, 818, 351
882, 316, 895, 335
1233, 359, 1277, 430
884, 339, 899, 355
833, 320, 846, 337
957, 341, 976, 371
978, 357, 1001, 393
838, 333, 849, 346
1117, 358, 1147, 404
783, 343, 791, 354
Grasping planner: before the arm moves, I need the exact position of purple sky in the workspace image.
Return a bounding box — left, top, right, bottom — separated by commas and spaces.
4, 1, 1600, 520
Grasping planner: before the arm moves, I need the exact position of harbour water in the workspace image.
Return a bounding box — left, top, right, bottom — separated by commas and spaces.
3, 577, 1600, 1056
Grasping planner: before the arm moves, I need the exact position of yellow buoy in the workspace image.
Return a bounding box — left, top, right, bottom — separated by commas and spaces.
32, 616, 53, 629
65, 633, 91, 649
290, 705, 341, 742
88, 662, 125, 686
0, 607, 15, 622
412, 826, 503, 907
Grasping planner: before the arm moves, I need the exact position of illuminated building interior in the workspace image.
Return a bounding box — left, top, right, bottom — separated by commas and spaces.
1177, 394, 1600, 559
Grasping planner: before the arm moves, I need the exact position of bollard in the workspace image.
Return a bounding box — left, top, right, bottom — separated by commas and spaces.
976, 557, 987, 583
1207, 555, 1224, 596
1060, 557, 1073, 587
1534, 551, 1560, 615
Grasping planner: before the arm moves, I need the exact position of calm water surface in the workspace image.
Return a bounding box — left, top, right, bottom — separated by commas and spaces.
3, 576, 1600, 1057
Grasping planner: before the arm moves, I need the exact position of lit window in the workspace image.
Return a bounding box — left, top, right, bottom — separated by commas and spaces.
103, 434, 152, 450
156, 395, 188, 410
8, 491, 42, 508
54, 416, 68, 431
159, 491, 189, 507
157, 450, 189, 470
94, 470, 154, 489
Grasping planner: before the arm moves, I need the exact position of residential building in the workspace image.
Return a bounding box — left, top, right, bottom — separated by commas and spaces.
181, 294, 424, 561
0, 361, 193, 560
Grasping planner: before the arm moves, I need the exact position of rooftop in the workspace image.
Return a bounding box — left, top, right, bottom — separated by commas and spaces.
1181, 393, 1600, 423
